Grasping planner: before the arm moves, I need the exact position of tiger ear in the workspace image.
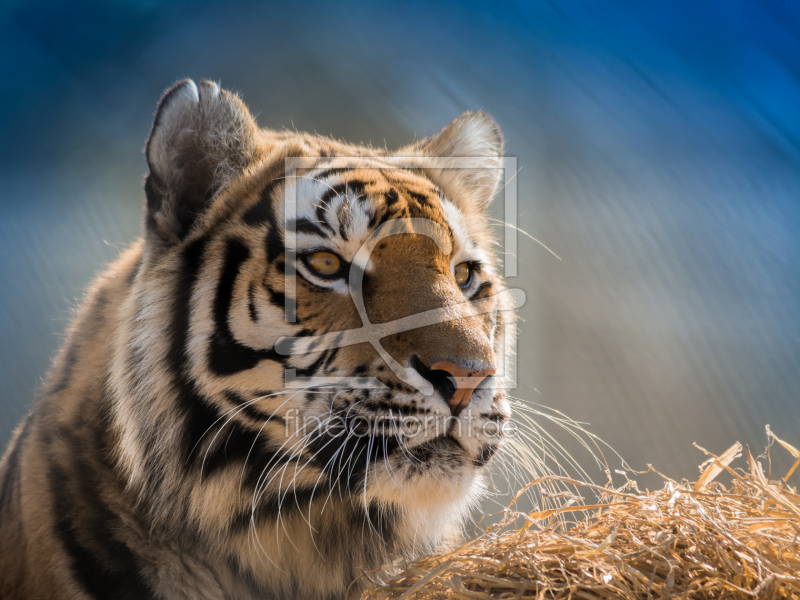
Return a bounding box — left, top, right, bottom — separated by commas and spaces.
144, 79, 259, 242
412, 111, 504, 212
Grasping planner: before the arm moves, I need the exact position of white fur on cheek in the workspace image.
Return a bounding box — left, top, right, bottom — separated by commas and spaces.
440, 197, 491, 271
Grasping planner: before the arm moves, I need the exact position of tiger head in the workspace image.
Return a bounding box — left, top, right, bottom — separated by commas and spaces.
112, 79, 514, 551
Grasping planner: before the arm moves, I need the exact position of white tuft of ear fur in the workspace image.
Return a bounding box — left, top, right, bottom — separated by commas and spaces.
405, 111, 504, 212
144, 79, 259, 242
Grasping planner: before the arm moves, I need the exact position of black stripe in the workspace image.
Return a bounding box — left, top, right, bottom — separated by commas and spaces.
166, 261, 279, 487
290, 217, 328, 238
384, 188, 399, 206
472, 444, 498, 467
376, 204, 409, 229
222, 390, 285, 425
229, 414, 377, 531
265, 221, 285, 264
319, 180, 367, 206
247, 283, 258, 322
166, 236, 226, 468
364, 501, 397, 546
50, 470, 158, 599
480, 411, 506, 423
304, 412, 399, 492
231, 486, 317, 532
231, 479, 398, 557
313, 167, 354, 181
407, 191, 432, 207
49, 415, 158, 600
323, 345, 340, 370
473, 280, 493, 298
367, 206, 385, 230
361, 398, 419, 412
243, 178, 281, 226
196, 416, 277, 482
292, 352, 327, 378
314, 183, 341, 234
347, 180, 368, 200
318, 502, 398, 569
275, 327, 316, 358
263, 281, 287, 311
207, 239, 285, 376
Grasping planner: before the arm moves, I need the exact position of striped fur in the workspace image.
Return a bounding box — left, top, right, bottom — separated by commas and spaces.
0, 80, 511, 600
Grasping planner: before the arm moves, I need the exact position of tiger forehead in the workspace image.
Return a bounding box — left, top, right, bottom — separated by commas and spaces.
299, 165, 447, 219
235, 160, 456, 240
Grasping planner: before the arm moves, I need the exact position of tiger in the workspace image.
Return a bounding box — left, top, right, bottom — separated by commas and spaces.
0, 79, 514, 600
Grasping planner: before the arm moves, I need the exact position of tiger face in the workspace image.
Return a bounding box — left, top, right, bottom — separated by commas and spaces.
247, 161, 511, 509
0, 78, 514, 599
112, 78, 512, 535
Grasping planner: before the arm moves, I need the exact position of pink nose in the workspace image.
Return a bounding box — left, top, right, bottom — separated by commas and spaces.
430, 360, 496, 415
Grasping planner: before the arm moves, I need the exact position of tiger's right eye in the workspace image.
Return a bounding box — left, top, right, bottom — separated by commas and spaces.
454, 262, 472, 288
305, 251, 342, 278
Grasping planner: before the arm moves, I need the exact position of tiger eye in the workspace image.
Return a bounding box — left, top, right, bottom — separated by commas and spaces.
306, 251, 342, 277
454, 262, 472, 288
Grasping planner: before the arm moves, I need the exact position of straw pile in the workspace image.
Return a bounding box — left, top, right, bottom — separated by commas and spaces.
359, 427, 800, 599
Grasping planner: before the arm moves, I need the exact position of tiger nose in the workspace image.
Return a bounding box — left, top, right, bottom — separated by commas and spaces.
424, 359, 496, 416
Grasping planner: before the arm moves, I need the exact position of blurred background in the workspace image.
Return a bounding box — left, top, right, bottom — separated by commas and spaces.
1, 1, 799, 497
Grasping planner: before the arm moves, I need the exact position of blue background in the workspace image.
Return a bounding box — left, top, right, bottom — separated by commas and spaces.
1, 0, 799, 493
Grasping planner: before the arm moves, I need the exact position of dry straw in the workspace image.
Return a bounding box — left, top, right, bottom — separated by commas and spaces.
359, 426, 800, 599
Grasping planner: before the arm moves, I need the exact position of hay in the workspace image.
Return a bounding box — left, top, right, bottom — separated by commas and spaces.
359, 427, 800, 599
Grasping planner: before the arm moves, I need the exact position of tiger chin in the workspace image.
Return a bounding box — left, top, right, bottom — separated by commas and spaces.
0, 79, 514, 600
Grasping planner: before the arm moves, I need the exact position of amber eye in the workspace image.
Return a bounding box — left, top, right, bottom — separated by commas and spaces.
305, 251, 342, 278
454, 262, 472, 288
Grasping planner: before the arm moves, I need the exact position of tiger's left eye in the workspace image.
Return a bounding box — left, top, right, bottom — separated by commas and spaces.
306, 251, 342, 278
454, 262, 472, 288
